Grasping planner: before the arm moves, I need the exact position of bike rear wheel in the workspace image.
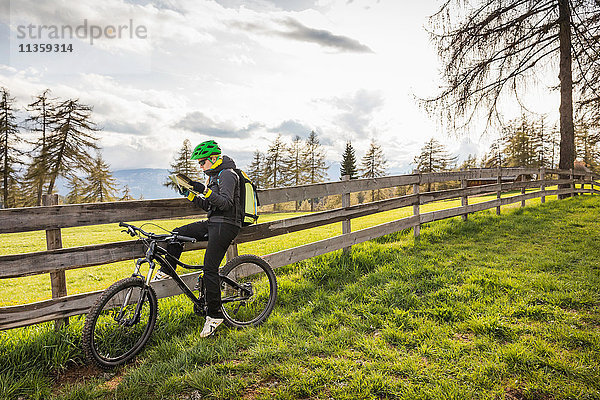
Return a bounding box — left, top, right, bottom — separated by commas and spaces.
220, 254, 277, 328
82, 277, 158, 369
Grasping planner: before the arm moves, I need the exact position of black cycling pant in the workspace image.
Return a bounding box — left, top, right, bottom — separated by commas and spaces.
166, 220, 240, 318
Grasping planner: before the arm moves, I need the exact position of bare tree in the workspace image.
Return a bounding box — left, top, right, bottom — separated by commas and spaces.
424, 0, 600, 179
0, 88, 23, 208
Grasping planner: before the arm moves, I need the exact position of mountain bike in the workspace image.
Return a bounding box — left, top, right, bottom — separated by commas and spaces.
81, 222, 277, 369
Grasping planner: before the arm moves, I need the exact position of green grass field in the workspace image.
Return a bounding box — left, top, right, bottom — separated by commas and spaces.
0, 189, 563, 307
0, 193, 599, 399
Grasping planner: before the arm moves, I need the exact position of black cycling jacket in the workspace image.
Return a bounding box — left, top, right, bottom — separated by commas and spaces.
191, 155, 241, 227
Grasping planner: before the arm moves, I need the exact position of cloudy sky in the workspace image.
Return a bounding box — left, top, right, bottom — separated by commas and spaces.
0, 0, 560, 177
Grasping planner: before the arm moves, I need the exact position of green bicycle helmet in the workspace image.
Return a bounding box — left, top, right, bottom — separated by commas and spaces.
191, 140, 221, 160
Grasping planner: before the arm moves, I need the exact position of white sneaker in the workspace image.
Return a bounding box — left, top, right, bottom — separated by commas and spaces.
151, 270, 169, 281
200, 316, 224, 337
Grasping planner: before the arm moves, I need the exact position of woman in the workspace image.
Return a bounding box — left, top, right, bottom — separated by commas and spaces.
167, 139, 241, 337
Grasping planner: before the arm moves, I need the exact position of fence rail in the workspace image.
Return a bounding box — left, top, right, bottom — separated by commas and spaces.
1, 167, 598, 330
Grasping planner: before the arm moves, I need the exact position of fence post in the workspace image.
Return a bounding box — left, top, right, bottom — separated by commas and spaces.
496, 166, 502, 215
521, 175, 526, 208
461, 173, 468, 221
341, 175, 352, 254
42, 194, 68, 330
570, 168, 575, 197
540, 167, 546, 204
413, 169, 420, 238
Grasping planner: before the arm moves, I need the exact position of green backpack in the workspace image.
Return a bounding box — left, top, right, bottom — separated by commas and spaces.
234, 169, 260, 226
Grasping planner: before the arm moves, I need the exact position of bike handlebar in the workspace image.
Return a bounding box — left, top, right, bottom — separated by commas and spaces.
119, 222, 197, 243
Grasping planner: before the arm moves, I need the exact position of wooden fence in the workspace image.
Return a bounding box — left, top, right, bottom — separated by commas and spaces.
1, 167, 598, 331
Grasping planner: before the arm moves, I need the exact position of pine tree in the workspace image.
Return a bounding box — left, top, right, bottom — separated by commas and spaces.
65, 175, 85, 204
23, 89, 57, 206
44, 99, 99, 194
283, 135, 309, 210
81, 153, 119, 203
165, 139, 201, 192
413, 138, 456, 191
0, 88, 23, 208
575, 122, 600, 171
340, 141, 358, 179
264, 134, 286, 188
303, 131, 327, 184
121, 185, 135, 201
303, 131, 327, 211
459, 154, 478, 170
361, 139, 388, 201
481, 139, 503, 169
284, 135, 308, 187
247, 150, 264, 189
424, 0, 600, 173
501, 115, 543, 168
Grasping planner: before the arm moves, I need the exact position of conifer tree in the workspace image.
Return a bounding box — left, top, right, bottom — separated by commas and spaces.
285, 135, 308, 186
575, 122, 600, 171
284, 135, 310, 210
0, 88, 23, 208
44, 99, 99, 194
501, 115, 543, 168
459, 154, 478, 170
81, 153, 119, 203
65, 175, 85, 204
165, 139, 201, 191
340, 141, 358, 179
247, 150, 264, 189
413, 138, 455, 191
121, 185, 135, 201
481, 139, 503, 169
302, 131, 327, 211
424, 0, 600, 174
24, 89, 57, 206
303, 131, 327, 184
361, 139, 388, 201
264, 134, 286, 188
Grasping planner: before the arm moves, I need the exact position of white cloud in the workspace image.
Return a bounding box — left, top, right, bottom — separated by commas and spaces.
3, 0, 554, 180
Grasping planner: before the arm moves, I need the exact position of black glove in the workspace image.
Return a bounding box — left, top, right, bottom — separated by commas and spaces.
178, 187, 189, 197
190, 181, 206, 193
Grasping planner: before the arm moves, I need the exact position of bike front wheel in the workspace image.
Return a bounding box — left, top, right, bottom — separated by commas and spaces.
82, 277, 158, 369
220, 254, 277, 328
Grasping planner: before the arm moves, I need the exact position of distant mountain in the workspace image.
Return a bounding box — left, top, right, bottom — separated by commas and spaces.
54, 168, 176, 200
112, 169, 175, 199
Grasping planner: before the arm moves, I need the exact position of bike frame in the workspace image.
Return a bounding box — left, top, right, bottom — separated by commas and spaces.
133, 239, 252, 309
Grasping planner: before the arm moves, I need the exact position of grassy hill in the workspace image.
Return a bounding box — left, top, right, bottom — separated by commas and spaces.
1, 195, 599, 399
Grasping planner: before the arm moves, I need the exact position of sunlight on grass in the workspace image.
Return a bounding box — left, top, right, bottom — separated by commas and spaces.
0, 190, 583, 306
1, 195, 599, 399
